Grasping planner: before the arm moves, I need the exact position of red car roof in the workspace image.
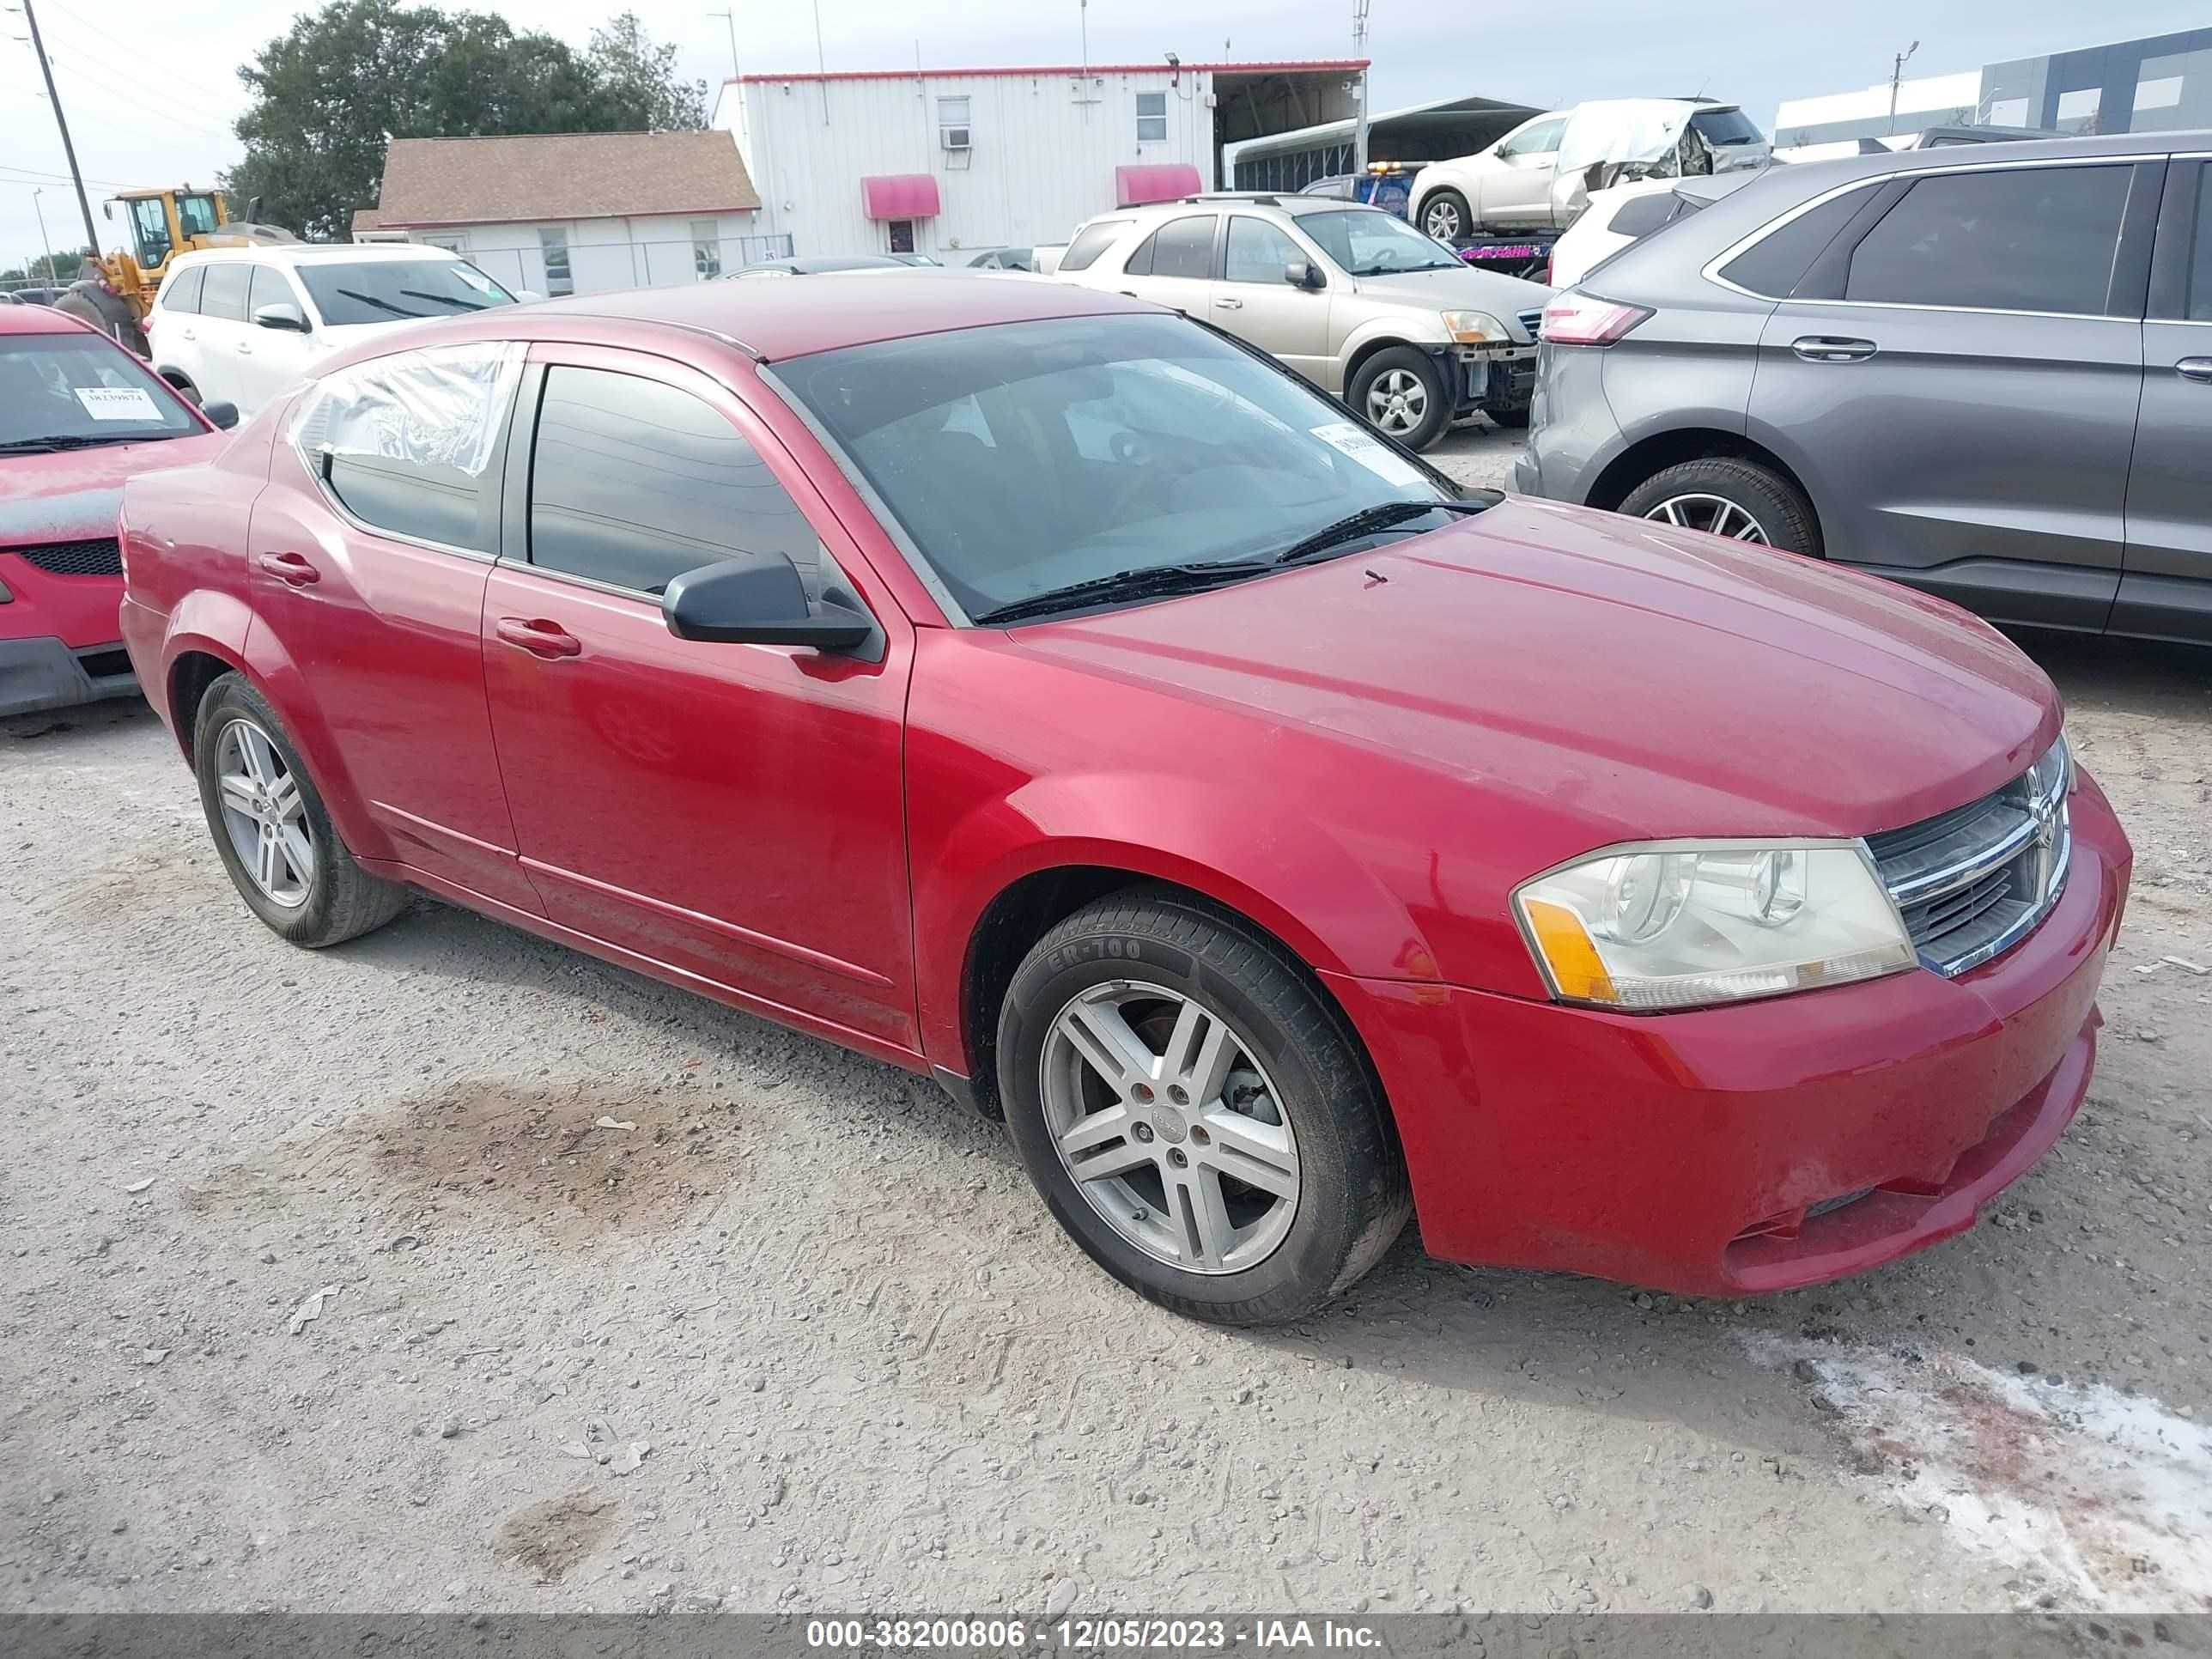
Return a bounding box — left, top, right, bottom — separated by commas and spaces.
0, 301, 100, 336
375, 271, 1158, 367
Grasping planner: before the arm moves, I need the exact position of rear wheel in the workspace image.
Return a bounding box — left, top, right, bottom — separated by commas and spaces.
1348, 346, 1451, 452
997, 889, 1410, 1325
192, 674, 408, 947
1618, 458, 1822, 556
1419, 189, 1472, 242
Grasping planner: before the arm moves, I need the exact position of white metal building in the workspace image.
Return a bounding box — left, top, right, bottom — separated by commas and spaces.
716, 59, 1366, 262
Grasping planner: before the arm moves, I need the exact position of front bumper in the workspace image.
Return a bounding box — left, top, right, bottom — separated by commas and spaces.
1324, 771, 2130, 1296
0, 634, 139, 717
1447, 343, 1537, 415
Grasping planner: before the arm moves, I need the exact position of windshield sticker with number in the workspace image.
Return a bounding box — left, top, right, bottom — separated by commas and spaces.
1310, 421, 1426, 486
74, 386, 164, 422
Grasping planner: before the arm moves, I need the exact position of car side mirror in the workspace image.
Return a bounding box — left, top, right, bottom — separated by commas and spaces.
201, 400, 240, 430
662, 555, 873, 653
252, 301, 309, 332
1284, 260, 1324, 290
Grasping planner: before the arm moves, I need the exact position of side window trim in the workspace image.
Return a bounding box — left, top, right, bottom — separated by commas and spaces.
2146, 157, 2203, 322
1790, 177, 1912, 301
2108, 161, 2167, 321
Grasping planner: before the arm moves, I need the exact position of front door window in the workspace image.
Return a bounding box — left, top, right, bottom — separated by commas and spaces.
130, 199, 173, 269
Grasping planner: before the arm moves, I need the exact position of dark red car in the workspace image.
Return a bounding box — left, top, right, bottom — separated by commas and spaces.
118, 276, 2129, 1324
1, 303, 231, 717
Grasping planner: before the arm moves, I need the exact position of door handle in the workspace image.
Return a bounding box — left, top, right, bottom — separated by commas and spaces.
1214, 296, 1243, 309
180, 329, 196, 342
495, 617, 581, 659
1791, 336, 1877, 363
255, 551, 319, 586
2177, 357, 2212, 383
236, 341, 253, 353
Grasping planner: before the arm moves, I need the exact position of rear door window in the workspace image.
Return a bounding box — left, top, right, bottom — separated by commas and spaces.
161, 264, 205, 314
1843, 164, 2133, 316
2190, 166, 2212, 321
1127, 215, 1218, 281
289, 343, 521, 552
199, 262, 251, 322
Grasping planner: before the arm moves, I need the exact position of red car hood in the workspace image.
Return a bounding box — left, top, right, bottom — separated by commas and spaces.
1006, 497, 2062, 840
0, 433, 226, 546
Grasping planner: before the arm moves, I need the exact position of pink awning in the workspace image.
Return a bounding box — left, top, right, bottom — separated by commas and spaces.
1115, 163, 1202, 208
860, 173, 941, 221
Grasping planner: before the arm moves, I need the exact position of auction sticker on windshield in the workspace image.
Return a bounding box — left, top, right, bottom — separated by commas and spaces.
1310, 421, 1426, 487
75, 386, 163, 422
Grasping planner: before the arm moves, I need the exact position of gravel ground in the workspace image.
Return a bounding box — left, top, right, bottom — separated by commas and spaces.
4, 423, 2209, 1616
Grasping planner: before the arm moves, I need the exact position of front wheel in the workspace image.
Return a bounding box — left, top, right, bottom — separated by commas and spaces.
997, 889, 1410, 1326
1617, 458, 1822, 556
1348, 346, 1451, 452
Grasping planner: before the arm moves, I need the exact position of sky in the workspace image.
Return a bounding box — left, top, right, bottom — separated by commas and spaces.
4, 0, 2208, 274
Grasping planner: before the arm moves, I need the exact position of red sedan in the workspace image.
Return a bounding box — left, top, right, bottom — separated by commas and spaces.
117, 275, 2128, 1323
2, 303, 230, 716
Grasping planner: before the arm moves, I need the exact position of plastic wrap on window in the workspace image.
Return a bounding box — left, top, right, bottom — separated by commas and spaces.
289, 342, 520, 478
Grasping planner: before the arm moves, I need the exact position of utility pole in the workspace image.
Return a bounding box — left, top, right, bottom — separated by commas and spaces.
32, 185, 57, 283
17, 0, 100, 260
707, 9, 746, 151
1887, 40, 1919, 137
1352, 0, 1371, 180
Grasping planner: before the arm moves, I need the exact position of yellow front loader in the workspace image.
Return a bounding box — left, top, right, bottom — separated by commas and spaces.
61, 187, 298, 353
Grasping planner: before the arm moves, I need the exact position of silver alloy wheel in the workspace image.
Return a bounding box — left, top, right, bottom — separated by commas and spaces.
214, 717, 313, 908
1364, 368, 1428, 438
1643, 493, 1771, 544
1041, 980, 1300, 1274
1421, 200, 1462, 240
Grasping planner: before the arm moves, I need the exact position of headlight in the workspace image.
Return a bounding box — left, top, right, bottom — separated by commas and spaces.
1514, 841, 1915, 1011
1442, 309, 1510, 344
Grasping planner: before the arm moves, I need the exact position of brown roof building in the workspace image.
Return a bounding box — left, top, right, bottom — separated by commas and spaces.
350, 131, 775, 295
365, 131, 760, 231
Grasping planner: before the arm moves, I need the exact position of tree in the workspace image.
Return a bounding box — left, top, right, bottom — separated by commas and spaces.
225, 2, 707, 242
3, 246, 95, 289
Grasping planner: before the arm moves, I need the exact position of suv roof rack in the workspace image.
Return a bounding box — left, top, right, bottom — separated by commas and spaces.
1176, 192, 1281, 205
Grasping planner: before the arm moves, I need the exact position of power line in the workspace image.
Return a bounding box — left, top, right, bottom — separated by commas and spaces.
45, 52, 239, 143
41, 0, 244, 106
0, 161, 139, 191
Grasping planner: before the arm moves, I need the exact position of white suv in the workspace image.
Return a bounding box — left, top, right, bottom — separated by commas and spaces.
1053, 196, 1548, 450
146, 244, 517, 417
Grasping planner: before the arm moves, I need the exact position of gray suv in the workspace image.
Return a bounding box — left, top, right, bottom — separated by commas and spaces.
1516, 131, 2212, 645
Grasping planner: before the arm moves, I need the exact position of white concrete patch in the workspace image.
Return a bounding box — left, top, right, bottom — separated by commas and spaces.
1746, 1334, 2212, 1611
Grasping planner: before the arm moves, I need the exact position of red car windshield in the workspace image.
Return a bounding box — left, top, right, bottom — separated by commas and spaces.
0, 333, 202, 450
772, 313, 1466, 623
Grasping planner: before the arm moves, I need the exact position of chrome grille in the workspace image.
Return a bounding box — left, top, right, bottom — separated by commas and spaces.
7, 537, 122, 576
1516, 307, 1545, 342
1866, 739, 2071, 977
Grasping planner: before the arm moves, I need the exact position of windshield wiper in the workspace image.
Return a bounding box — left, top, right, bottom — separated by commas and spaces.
0, 434, 127, 453
399, 288, 484, 311
973, 560, 1274, 625
330, 288, 425, 319
1272, 499, 1486, 566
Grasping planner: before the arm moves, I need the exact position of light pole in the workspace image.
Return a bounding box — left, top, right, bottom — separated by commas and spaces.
15, 0, 100, 254
1888, 40, 1920, 137
31, 185, 58, 283
707, 9, 738, 79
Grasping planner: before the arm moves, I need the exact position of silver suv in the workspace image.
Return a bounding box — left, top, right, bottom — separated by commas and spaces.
1054, 195, 1550, 450
1516, 131, 2212, 645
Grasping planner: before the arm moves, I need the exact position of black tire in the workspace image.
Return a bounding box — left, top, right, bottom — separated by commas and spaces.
1347, 346, 1452, 453
1418, 188, 1471, 242
1617, 458, 1822, 556
191, 673, 408, 947
997, 887, 1410, 1326
1483, 402, 1532, 430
